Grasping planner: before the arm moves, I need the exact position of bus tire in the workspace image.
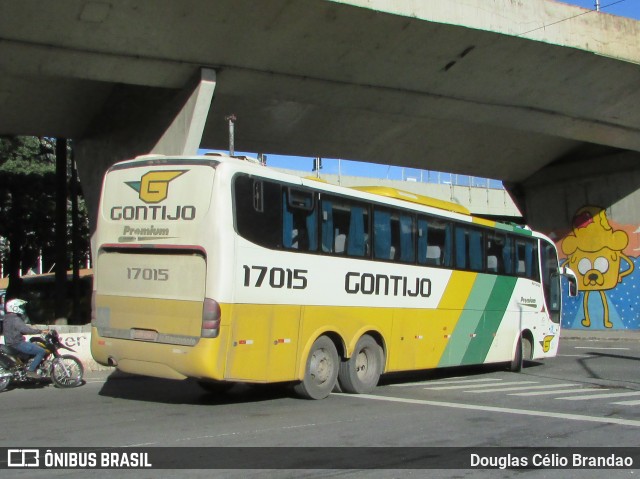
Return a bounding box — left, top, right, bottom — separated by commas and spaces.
293, 336, 339, 400
338, 335, 383, 394
510, 335, 532, 373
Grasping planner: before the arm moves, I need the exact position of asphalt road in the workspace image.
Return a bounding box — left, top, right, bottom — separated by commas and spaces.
1, 336, 639, 479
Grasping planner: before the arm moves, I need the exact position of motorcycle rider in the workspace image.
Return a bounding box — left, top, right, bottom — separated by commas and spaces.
2, 299, 48, 379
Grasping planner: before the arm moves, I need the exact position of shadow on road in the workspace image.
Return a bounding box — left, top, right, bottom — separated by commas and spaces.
98, 370, 296, 405
575, 351, 640, 386
375, 361, 545, 387
96, 360, 549, 404
585, 351, 640, 362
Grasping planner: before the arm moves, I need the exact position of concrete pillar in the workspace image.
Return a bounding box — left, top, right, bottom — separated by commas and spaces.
518, 151, 640, 232
74, 68, 217, 229
151, 68, 217, 156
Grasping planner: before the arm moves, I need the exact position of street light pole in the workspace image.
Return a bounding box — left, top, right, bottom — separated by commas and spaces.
225, 114, 236, 156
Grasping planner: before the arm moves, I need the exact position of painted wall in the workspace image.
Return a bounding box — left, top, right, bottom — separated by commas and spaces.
556, 207, 638, 330
522, 152, 640, 331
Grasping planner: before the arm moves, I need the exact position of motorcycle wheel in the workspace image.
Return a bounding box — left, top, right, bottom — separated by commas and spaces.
51, 355, 84, 388
0, 366, 10, 392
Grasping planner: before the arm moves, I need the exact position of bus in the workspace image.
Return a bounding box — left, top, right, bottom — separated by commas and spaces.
91, 153, 576, 399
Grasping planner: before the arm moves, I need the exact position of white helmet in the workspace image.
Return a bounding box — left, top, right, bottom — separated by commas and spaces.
5, 298, 27, 315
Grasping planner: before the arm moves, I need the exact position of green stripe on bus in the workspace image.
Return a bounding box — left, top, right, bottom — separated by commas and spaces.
461, 275, 518, 365
438, 275, 496, 367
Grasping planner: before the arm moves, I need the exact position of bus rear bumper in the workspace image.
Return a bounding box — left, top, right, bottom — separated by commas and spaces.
90, 326, 227, 381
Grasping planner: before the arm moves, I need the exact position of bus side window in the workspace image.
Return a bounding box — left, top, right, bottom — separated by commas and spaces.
503, 237, 514, 274
321, 200, 334, 253
373, 209, 414, 262
398, 214, 415, 263
374, 209, 391, 260
418, 216, 452, 267
455, 225, 484, 272
321, 196, 369, 257
486, 231, 509, 274
283, 188, 317, 252
234, 175, 281, 248
347, 206, 367, 256
515, 238, 540, 280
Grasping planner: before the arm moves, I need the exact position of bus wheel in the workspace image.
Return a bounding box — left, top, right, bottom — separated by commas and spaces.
338, 335, 383, 394
293, 336, 339, 400
510, 335, 531, 372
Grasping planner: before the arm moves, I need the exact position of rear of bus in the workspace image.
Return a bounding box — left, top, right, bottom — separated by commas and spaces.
90, 156, 227, 380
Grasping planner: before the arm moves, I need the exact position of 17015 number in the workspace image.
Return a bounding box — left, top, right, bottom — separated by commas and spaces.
127, 267, 169, 281
242, 265, 307, 290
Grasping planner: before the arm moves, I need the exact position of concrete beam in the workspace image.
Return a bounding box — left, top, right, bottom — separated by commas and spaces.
75, 68, 217, 227
354, 0, 640, 63
514, 150, 640, 232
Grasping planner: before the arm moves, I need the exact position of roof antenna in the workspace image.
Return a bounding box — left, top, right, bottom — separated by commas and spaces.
225, 114, 236, 156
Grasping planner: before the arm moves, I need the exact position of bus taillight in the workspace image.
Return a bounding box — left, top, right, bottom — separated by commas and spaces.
202, 298, 221, 338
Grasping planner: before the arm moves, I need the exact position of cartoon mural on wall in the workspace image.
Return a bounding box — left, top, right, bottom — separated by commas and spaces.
558, 206, 638, 330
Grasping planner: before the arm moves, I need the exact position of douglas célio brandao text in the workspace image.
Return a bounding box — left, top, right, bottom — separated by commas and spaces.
470, 452, 634, 469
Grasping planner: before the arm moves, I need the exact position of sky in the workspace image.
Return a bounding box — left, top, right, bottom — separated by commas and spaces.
205, 0, 640, 187
563, 0, 639, 19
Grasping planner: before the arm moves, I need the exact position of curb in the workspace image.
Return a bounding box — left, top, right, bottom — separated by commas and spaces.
560, 329, 640, 342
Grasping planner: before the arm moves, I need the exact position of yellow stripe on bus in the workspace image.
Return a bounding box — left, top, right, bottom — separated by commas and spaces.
437, 270, 477, 310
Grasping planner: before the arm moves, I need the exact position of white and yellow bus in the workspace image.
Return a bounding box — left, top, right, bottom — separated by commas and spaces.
91, 154, 576, 399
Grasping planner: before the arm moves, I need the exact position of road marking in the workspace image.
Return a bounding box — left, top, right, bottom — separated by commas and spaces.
390, 378, 499, 387
467, 383, 578, 393
423, 381, 537, 391
557, 354, 590, 357
556, 391, 640, 401
611, 400, 640, 406
334, 393, 640, 428
510, 388, 603, 396
573, 347, 630, 351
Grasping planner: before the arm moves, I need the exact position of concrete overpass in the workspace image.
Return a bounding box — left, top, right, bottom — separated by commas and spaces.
0, 0, 639, 232
277, 167, 523, 219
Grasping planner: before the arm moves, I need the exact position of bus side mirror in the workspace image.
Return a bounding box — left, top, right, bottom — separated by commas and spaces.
562, 266, 578, 297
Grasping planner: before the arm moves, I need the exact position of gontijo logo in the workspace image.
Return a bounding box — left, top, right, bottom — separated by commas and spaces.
110, 169, 196, 221
125, 170, 186, 204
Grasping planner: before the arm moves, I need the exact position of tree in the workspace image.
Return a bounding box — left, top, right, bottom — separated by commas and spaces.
0, 136, 90, 299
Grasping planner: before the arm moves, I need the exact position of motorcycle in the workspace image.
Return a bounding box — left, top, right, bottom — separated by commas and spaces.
0, 329, 84, 392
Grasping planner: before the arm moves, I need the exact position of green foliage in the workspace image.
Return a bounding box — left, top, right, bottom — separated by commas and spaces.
0, 136, 90, 287
0, 136, 55, 175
